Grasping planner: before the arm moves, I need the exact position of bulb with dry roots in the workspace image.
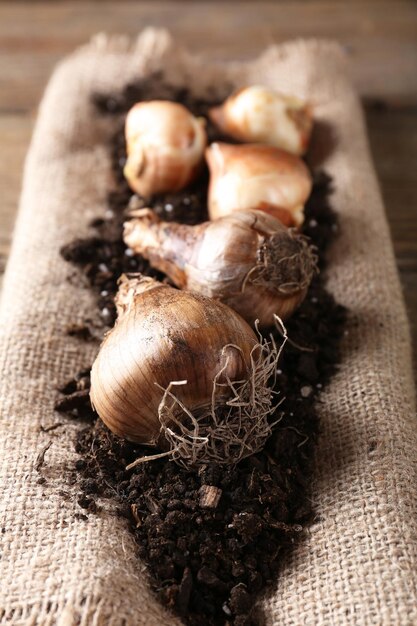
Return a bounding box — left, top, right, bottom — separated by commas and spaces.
124, 208, 317, 328
209, 85, 313, 156
123, 100, 207, 196
90, 275, 285, 468
206, 142, 312, 227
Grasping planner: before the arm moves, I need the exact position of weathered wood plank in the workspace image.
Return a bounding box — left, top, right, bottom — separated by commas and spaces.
0, 1, 416, 113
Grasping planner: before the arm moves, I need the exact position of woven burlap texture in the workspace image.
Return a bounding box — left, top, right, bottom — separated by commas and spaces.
0, 28, 416, 626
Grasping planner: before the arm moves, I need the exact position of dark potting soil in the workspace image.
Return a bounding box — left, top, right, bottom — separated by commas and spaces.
56, 75, 346, 626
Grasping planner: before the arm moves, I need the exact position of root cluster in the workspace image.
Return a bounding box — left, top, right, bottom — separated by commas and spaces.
157, 321, 286, 468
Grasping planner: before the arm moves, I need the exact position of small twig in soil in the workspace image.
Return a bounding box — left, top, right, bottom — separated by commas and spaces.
54, 390, 90, 413
131, 504, 142, 528
126, 448, 174, 470
199, 485, 222, 509
35, 441, 53, 471
177, 567, 193, 614
40, 422, 64, 433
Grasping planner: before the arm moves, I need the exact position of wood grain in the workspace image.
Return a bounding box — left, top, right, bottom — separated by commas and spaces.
0, 1, 416, 375
1, 1, 417, 113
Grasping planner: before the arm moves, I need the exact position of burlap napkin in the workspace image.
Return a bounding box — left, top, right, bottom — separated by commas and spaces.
0, 28, 416, 626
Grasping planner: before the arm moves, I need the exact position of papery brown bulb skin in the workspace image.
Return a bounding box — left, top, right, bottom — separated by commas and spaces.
206, 143, 312, 227
123, 101, 207, 196
124, 209, 317, 327
209, 86, 313, 155
90, 276, 258, 445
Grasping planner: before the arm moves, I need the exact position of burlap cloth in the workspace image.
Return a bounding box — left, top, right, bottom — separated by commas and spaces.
0, 28, 416, 626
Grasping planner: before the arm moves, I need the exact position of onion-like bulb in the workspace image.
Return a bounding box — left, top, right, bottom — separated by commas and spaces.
90, 275, 282, 467
206, 142, 312, 227
209, 86, 313, 155
123, 101, 207, 196
124, 209, 317, 327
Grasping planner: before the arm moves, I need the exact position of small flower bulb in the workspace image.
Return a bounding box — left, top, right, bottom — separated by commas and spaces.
124, 101, 207, 196
209, 86, 313, 156
206, 142, 312, 227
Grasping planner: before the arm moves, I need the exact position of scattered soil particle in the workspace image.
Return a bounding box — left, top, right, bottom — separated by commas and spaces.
65, 323, 96, 341
35, 441, 53, 472
40, 422, 64, 433
56, 75, 347, 626
54, 389, 90, 412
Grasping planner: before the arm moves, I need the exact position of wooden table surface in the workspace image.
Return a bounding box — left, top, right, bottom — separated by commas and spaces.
1, 1, 416, 375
